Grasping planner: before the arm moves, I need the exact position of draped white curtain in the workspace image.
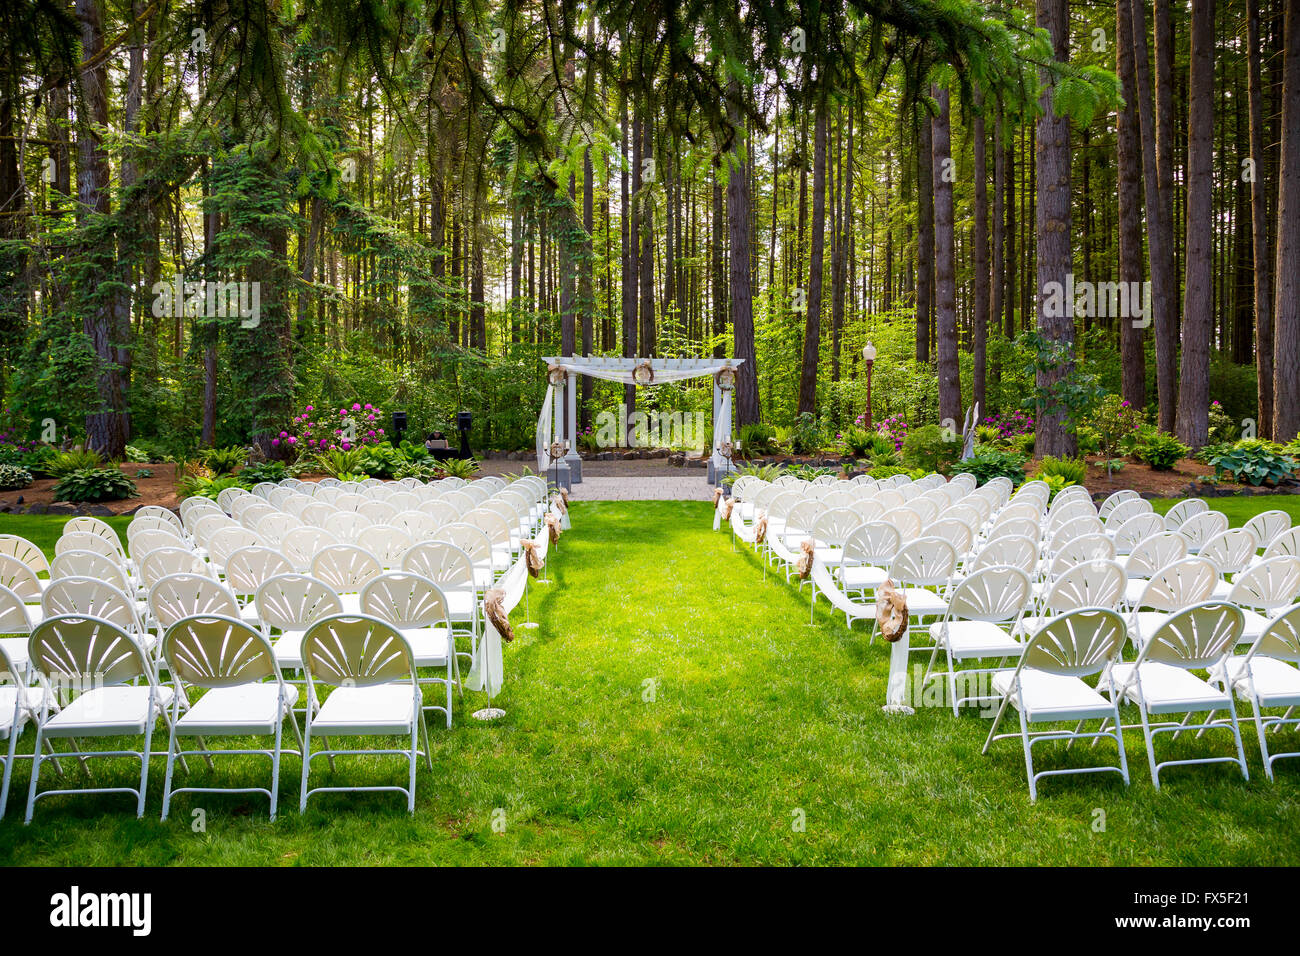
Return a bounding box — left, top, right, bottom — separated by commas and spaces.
536, 384, 555, 473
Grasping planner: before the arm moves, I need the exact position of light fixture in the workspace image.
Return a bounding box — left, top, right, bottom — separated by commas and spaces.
862, 342, 877, 364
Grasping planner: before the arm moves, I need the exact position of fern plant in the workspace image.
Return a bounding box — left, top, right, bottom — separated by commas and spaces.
438, 457, 480, 479
315, 447, 370, 478
199, 445, 249, 476
176, 474, 248, 500
46, 449, 105, 479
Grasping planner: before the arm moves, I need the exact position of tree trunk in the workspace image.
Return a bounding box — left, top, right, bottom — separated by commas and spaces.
916, 108, 935, 363
798, 91, 828, 416
933, 87, 962, 427
728, 83, 760, 426
621, 89, 637, 439
1176, 0, 1216, 448
1117, 0, 1148, 406
1034, 0, 1077, 458
1248, 0, 1275, 438
973, 92, 990, 412
1274, 0, 1300, 440
712, 169, 727, 359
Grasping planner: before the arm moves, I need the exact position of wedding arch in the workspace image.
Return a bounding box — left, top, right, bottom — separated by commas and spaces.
537, 356, 745, 484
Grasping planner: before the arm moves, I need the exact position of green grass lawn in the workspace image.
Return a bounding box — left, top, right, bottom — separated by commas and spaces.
1, 499, 1299, 865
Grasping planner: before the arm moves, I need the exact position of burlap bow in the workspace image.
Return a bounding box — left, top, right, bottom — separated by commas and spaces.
713, 487, 725, 507
876, 577, 909, 643
521, 539, 543, 577
796, 539, 815, 579
483, 587, 514, 643
722, 497, 735, 521
754, 512, 768, 545
551, 493, 568, 515
545, 512, 562, 545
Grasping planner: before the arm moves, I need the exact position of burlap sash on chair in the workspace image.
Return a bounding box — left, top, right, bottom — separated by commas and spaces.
722, 497, 735, 520
545, 512, 562, 545
713, 487, 724, 507
521, 539, 544, 577
483, 587, 514, 643
551, 492, 568, 515
796, 539, 815, 579
876, 577, 909, 643
754, 512, 768, 545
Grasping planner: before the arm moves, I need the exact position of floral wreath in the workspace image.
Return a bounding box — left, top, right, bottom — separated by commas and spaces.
632, 360, 655, 386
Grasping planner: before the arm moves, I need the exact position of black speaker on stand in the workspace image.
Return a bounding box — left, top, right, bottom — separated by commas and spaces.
456, 411, 473, 458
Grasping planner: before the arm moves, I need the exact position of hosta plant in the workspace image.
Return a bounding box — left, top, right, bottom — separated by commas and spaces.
0, 464, 33, 490
52, 468, 138, 503
1210, 439, 1298, 487
1136, 433, 1190, 471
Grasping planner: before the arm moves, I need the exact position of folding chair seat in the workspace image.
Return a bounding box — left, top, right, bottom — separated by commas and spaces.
0, 640, 59, 819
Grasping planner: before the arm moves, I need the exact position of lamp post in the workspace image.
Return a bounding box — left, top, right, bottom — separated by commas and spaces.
861, 342, 877, 430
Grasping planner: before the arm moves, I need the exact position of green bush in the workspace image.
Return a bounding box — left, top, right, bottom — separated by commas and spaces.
20, 445, 57, 477
199, 445, 248, 476
839, 426, 893, 459
1040, 474, 1074, 501
1137, 433, 1190, 471
357, 442, 406, 479
901, 424, 961, 475
395, 461, 440, 481
123, 445, 150, 463
176, 474, 249, 500
1010, 431, 1035, 456
0, 464, 33, 490
315, 447, 369, 478
1034, 455, 1087, 485
240, 461, 288, 484
783, 464, 837, 481
1207, 402, 1238, 444
789, 412, 827, 456
1210, 439, 1298, 486
1195, 440, 1235, 464
734, 462, 785, 483
962, 446, 1027, 487
1075, 425, 1101, 455
46, 449, 105, 479
738, 423, 780, 456
398, 439, 431, 462
866, 465, 928, 481
1088, 395, 1145, 460
52, 468, 138, 503
439, 457, 480, 479
974, 424, 1004, 446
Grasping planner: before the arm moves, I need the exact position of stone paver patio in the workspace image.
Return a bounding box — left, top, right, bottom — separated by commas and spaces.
476, 457, 713, 500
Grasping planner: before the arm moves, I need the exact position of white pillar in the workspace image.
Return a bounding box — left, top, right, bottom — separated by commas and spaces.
564, 370, 583, 482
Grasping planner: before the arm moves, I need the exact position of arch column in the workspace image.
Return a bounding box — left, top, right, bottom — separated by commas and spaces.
564, 371, 583, 483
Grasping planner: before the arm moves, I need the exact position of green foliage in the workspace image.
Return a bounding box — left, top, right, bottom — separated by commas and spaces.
1034, 455, 1087, 485
123, 445, 150, 463
46, 449, 106, 479
395, 461, 440, 481
315, 446, 370, 479
734, 462, 785, 483
357, 442, 406, 479
782, 464, 837, 482
20, 445, 58, 478
840, 427, 894, 459
175, 474, 249, 501
199, 445, 249, 476
239, 461, 288, 484
1017, 330, 1106, 429
1137, 433, 1191, 472
438, 457, 480, 480
901, 424, 960, 475
866, 465, 927, 481
738, 423, 779, 456
1210, 439, 1298, 487
961, 447, 1027, 487
52, 469, 139, 503
974, 424, 1003, 446
1088, 395, 1145, 460
398, 439, 431, 462
0, 464, 33, 490
789, 412, 827, 456
1207, 402, 1238, 444
1010, 431, 1036, 456
1039, 474, 1074, 501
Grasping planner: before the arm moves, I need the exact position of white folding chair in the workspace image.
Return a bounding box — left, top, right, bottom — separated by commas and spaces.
255, 573, 344, 676
299, 615, 431, 813
309, 545, 383, 613
360, 572, 459, 727
1129, 558, 1218, 647
161, 615, 302, 820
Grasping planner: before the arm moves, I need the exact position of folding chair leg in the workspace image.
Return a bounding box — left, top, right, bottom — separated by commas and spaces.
137, 718, 155, 819
161, 716, 180, 821
1225, 697, 1250, 782
1250, 696, 1274, 782
1018, 707, 1038, 802
24, 723, 45, 824
299, 725, 312, 813
1138, 702, 1161, 790
269, 717, 285, 822
982, 693, 1011, 755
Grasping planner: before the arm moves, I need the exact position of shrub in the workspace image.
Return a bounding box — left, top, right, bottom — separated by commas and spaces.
868, 448, 901, 469
980, 411, 1035, 441
357, 442, 406, 479
46, 448, 105, 479
1137, 433, 1190, 471
176, 473, 248, 500
438, 457, 480, 480
395, 461, 440, 481
1210, 439, 1298, 486
0, 464, 33, 490
199, 445, 248, 476
1088, 395, 1145, 461
866, 465, 927, 481
398, 439, 431, 462
734, 462, 785, 483
1207, 401, 1238, 444
875, 414, 909, 451
21, 445, 58, 477
240, 461, 288, 484
901, 424, 961, 474
123, 445, 150, 463
1034, 455, 1087, 485
789, 412, 826, 456
839, 426, 892, 458
738, 423, 779, 456
315, 446, 370, 478
962, 446, 1027, 487
784, 463, 837, 481
974, 424, 1003, 446
52, 468, 138, 503
1075, 426, 1101, 455
1040, 474, 1074, 501
1010, 431, 1035, 456
288, 402, 386, 456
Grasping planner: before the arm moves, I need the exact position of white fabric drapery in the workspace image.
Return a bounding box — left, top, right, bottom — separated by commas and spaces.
536, 383, 555, 473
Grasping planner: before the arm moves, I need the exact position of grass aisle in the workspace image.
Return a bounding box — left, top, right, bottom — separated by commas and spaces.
2, 500, 1299, 864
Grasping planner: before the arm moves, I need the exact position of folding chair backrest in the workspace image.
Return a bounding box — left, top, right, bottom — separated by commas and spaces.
852, 498, 884, 522
1138, 557, 1218, 612
1124, 531, 1189, 579
217, 486, 249, 513
138, 547, 210, 590
257, 512, 303, 545
224, 546, 294, 597
873, 489, 904, 511
401, 542, 476, 588
164, 615, 279, 688
811, 509, 861, 548
907, 498, 939, 527
1227, 556, 1300, 612
0, 554, 42, 602
1143, 602, 1244, 668
889, 537, 957, 587
945, 566, 1031, 622
1112, 512, 1166, 554
301, 615, 415, 687
0, 583, 33, 634
1050, 533, 1115, 572
279, 526, 341, 571
29, 615, 151, 686
128, 515, 184, 542
334, 493, 369, 513
784, 501, 825, 537
440, 490, 476, 514
1198, 528, 1260, 576
1044, 560, 1125, 612
1179, 511, 1230, 552
1252, 604, 1300, 664
50, 550, 130, 593
926, 518, 974, 556
1104, 497, 1152, 531
948, 502, 985, 530
1049, 515, 1105, 549
970, 534, 1039, 574
42, 577, 141, 633
310, 544, 383, 594
129, 528, 187, 560
843, 522, 901, 567
1098, 489, 1140, 521
255, 574, 343, 631
0, 535, 49, 578
1020, 608, 1127, 677
391, 510, 439, 542
466, 510, 512, 547
207, 526, 264, 571
134, 505, 183, 533
355, 525, 414, 567
888, 508, 924, 541
996, 502, 1042, 526
1164, 497, 1209, 530
55, 531, 123, 562
360, 572, 450, 629
64, 515, 118, 543
417, 499, 459, 525
358, 500, 398, 524
388, 491, 422, 513
988, 516, 1038, 542
149, 573, 241, 631
1245, 510, 1291, 551
434, 524, 494, 566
